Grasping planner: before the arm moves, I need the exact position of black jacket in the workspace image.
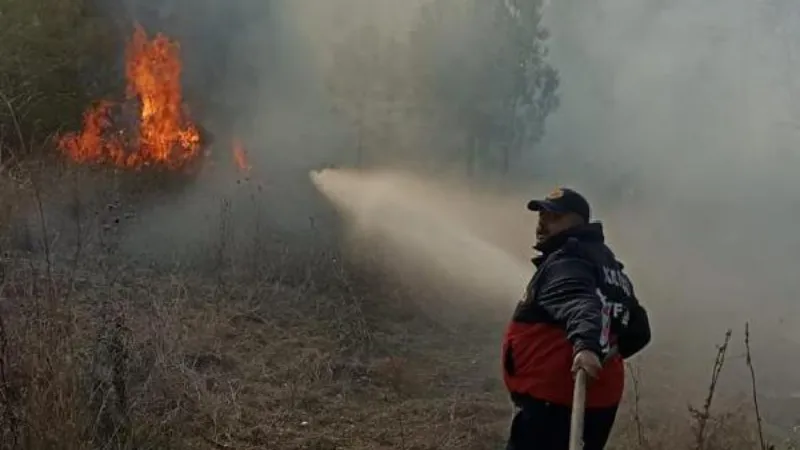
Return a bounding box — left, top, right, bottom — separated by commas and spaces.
502, 222, 652, 407
518, 222, 652, 359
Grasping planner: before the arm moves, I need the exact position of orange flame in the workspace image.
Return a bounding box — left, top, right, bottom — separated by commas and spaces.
57, 24, 201, 170
232, 139, 251, 174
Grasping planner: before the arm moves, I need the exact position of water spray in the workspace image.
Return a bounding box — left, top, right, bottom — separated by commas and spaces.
309, 166, 531, 304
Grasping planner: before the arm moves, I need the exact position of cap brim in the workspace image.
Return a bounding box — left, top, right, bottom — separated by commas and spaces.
527, 199, 567, 213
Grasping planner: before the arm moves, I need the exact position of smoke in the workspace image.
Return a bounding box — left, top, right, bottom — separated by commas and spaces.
103, 0, 436, 259
541, 1, 800, 321
531, 0, 800, 411
81, 0, 798, 421
303, 0, 800, 415
538, 0, 800, 188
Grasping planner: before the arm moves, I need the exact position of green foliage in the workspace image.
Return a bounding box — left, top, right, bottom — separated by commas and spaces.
0, 0, 117, 158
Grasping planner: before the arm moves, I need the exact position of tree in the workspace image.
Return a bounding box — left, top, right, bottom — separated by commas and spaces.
0, 0, 118, 162
325, 25, 411, 167
408, 0, 559, 175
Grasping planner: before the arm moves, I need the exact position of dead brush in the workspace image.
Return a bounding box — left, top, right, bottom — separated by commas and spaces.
0, 288, 92, 450
87, 299, 132, 447
0, 143, 796, 450
689, 329, 732, 450
608, 324, 791, 450
744, 322, 773, 450
213, 197, 234, 291
0, 308, 20, 449
0, 165, 192, 449
628, 362, 649, 449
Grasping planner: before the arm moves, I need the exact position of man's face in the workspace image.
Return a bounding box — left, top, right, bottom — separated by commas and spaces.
536, 210, 575, 244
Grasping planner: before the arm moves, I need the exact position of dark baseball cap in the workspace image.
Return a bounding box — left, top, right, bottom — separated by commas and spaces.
527, 187, 591, 223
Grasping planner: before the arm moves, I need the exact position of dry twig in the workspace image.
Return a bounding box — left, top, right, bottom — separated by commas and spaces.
689, 329, 732, 450
744, 322, 771, 450
629, 362, 648, 448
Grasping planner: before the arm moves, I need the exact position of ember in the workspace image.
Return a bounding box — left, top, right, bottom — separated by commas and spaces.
232, 138, 251, 174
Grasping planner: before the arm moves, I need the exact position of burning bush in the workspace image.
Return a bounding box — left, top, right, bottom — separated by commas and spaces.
57, 24, 203, 172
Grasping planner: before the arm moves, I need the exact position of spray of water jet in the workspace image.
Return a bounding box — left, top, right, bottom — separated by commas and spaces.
310, 167, 532, 303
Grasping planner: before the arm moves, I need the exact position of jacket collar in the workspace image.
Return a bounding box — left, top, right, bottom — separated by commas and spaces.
532, 222, 605, 265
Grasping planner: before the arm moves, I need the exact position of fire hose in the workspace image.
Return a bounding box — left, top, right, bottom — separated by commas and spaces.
569, 346, 619, 450
569, 368, 588, 450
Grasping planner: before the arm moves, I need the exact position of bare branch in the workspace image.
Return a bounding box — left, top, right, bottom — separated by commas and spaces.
745, 322, 770, 450
689, 328, 732, 450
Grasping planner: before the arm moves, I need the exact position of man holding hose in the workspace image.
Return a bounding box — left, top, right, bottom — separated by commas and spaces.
502, 187, 652, 450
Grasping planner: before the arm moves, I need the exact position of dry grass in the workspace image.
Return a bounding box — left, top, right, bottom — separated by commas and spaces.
0, 166, 512, 450
0, 254, 510, 450
0, 166, 796, 450
0, 3, 795, 447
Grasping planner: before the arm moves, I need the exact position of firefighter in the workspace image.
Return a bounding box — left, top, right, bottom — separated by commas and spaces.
502, 187, 652, 450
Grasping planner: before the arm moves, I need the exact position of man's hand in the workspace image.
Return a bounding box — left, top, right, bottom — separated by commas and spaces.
572, 350, 602, 379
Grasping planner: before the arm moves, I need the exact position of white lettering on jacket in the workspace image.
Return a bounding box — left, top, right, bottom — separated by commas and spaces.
602, 265, 633, 297
597, 288, 611, 351
598, 265, 633, 333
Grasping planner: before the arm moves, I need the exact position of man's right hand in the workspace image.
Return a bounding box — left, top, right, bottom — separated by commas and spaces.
572, 349, 602, 379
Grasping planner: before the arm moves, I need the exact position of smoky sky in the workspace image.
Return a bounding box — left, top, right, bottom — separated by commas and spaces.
528, 0, 800, 402
534, 0, 800, 280
538, 0, 800, 196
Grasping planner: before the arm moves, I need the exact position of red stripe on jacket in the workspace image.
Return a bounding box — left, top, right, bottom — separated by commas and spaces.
502, 321, 624, 408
